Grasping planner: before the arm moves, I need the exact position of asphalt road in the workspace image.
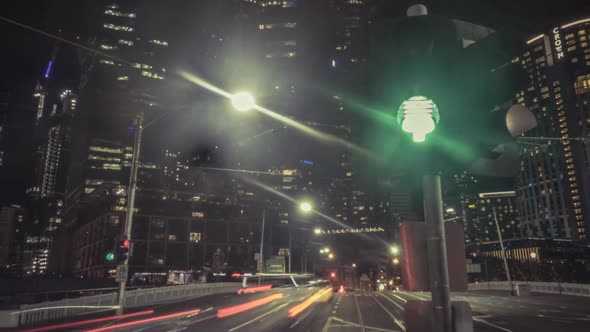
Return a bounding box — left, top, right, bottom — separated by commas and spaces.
22, 287, 590, 332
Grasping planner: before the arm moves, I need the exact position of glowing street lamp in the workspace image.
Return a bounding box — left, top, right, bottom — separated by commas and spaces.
320, 249, 325, 254
328, 253, 334, 259
397, 96, 440, 142
299, 201, 313, 213
352, 263, 357, 268
314, 228, 322, 235
231, 92, 256, 112
393, 258, 400, 265
324, 248, 330, 253
390, 245, 400, 255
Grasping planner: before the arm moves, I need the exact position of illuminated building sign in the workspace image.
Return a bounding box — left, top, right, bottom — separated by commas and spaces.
552, 27, 564, 61
318, 227, 385, 235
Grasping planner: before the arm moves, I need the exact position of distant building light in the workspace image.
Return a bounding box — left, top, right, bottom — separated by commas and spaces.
302, 160, 314, 165
331, 59, 336, 68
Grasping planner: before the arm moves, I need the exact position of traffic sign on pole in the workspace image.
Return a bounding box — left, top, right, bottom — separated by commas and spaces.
116, 264, 128, 282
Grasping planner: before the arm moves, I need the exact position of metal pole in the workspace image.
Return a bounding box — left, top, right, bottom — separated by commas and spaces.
492, 206, 513, 293
288, 227, 292, 274
259, 208, 266, 273
116, 110, 144, 315
423, 175, 452, 332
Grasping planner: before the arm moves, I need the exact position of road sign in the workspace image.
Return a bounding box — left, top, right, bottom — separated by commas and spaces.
116, 264, 128, 282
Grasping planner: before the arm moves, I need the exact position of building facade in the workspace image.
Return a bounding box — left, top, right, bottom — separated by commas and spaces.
517, 18, 590, 240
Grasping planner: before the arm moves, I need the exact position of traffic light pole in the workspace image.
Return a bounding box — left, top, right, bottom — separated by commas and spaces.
423, 175, 452, 332
116, 110, 144, 315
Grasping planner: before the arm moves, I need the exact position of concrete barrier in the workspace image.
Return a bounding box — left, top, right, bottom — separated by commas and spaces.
12, 282, 241, 328
468, 281, 590, 297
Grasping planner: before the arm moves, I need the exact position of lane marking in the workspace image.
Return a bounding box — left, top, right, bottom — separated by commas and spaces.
397, 291, 426, 301
473, 317, 513, 332
166, 328, 187, 332
228, 303, 288, 331
289, 307, 314, 329
371, 296, 406, 332
321, 316, 334, 332
390, 293, 408, 303
377, 292, 405, 311
354, 293, 367, 332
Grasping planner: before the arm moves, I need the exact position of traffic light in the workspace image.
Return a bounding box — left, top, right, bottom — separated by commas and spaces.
117, 238, 131, 264
330, 272, 336, 278
105, 251, 116, 263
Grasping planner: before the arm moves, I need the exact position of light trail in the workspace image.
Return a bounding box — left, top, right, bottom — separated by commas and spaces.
19, 310, 154, 332
84, 308, 201, 332
288, 287, 333, 318
237, 284, 273, 295
177, 70, 376, 159
217, 293, 284, 318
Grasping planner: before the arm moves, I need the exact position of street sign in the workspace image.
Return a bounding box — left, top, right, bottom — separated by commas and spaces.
254, 253, 260, 261
116, 264, 128, 282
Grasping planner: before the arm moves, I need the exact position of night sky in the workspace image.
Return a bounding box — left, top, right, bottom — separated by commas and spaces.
1, 0, 589, 204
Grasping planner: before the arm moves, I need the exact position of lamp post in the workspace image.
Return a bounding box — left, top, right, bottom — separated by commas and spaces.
479, 191, 517, 295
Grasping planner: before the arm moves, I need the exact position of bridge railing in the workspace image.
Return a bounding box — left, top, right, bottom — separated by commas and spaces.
8, 282, 241, 328
468, 281, 590, 297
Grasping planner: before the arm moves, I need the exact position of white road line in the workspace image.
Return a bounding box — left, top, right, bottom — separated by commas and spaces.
229, 303, 288, 332
290, 307, 314, 329
377, 292, 405, 311
398, 291, 427, 301
166, 328, 187, 332
371, 296, 406, 332
473, 317, 513, 332
354, 293, 366, 332
391, 293, 408, 303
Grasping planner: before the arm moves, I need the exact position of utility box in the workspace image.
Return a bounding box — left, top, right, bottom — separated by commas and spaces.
400, 222, 468, 292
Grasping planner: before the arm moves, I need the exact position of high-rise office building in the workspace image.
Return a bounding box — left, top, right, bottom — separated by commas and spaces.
516, 18, 590, 240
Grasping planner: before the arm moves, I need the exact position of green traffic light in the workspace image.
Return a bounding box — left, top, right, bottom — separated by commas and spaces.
106, 252, 115, 262
397, 96, 439, 142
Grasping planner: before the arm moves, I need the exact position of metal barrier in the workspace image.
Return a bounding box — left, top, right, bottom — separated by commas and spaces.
468, 281, 590, 297
12, 282, 241, 328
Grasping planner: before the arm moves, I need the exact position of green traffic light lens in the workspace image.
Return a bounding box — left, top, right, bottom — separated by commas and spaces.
397, 96, 439, 142
106, 252, 115, 261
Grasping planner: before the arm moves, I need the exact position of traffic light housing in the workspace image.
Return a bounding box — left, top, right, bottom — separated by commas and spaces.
117, 238, 131, 263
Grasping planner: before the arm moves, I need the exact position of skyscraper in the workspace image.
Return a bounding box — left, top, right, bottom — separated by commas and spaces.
517, 18, 590, 240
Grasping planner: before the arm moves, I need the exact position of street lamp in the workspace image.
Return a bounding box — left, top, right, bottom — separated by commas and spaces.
397, 96, 439, 142
314, 228, 322, 235
299, 201, 313, 213
328, 253, 334, 260
352, 263, 357, 268
393, 258, 400, 265
231, 92, 256, 112
324, 247, 330, 253
390, 245, 400, 255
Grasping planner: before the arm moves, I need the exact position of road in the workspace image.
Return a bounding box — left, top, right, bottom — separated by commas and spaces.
21, 287, 590, 332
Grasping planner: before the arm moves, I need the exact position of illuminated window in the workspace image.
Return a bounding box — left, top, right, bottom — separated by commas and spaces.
99, 59, 114, 65
168, 234, 177, 241
118, 39, 134, 46
192, 211, 205, 218
192, 196, 201, 202
189, 232, 202, 243
103, 23, 134, 32
149, 39, 168, 46
104, 9, 136, 18
89, 146, 122, 154
141, 71, 165, 80
117, 76, 128, 81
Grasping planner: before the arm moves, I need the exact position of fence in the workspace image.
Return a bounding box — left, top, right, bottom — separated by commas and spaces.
468, 281, 590, 297
11, 282, 241, 328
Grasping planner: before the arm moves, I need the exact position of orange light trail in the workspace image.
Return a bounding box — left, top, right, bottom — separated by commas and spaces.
288, 287, 332, 318
84, 308, 200, 332
217, 293, 284, 318
19, 310, 154, 332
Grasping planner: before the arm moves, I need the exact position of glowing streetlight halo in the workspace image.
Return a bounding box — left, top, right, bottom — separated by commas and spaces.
300, 201, 313, 213
397, 96, 440, 142
231, 92, 256, 112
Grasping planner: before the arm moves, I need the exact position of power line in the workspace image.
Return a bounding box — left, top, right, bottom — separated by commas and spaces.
0, 15, 133, 65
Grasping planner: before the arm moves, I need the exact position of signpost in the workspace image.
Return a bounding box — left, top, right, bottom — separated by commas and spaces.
116, 265, 128, 282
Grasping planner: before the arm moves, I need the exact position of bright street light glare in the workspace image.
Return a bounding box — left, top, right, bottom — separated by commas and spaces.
391, 245, 400, 255
352, 263, 357, 268
300, 201, 313, 212
393, 258, 400, 265
314, 228, 322, 234
324, 248, 330, 253
320, 249, 325, 254
231, 92, 256, 112
328, 253, 334, 259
